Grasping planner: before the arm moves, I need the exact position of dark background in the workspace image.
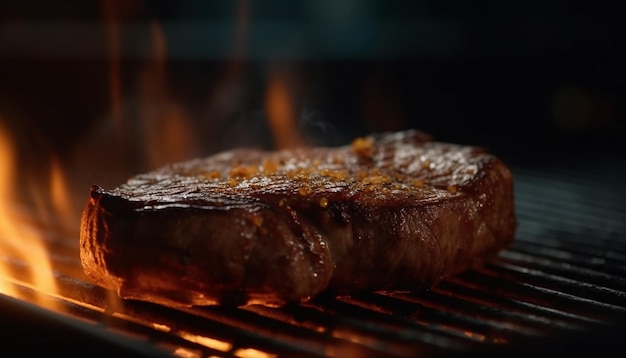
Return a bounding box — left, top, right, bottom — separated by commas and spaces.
1, 0, 624, 177
1, 2, 625, 354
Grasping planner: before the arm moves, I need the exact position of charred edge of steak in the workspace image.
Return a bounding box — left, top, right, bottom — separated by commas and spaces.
79, 130, 517, 307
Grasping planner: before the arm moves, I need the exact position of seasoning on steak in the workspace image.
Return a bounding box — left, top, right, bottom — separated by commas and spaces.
80, 129, 517, 307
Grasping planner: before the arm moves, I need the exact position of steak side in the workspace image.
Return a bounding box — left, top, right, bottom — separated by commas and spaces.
80, 129, 517, 307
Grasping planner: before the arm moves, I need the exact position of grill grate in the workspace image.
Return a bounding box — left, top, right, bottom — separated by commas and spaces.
2, 158, 626, 357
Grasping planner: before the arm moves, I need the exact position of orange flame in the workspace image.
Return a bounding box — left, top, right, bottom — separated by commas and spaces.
0, 118, 59, 309
49, 158, 77, 230
137, 19, 197, 168
232, 0, 250, 62
101, 0, 123, 142
265, 72, 305, 149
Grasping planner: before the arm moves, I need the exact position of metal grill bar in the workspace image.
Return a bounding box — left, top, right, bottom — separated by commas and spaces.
503, 242, 626, 282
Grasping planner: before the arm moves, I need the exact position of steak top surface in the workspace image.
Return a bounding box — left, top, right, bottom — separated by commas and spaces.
80, 129, 517, 307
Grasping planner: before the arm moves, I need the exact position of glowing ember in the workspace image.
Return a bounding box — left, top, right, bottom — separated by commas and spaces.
178, 332, 232, 353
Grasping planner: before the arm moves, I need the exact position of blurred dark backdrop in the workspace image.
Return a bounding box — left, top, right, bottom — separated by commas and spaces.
1, 0, 624, 172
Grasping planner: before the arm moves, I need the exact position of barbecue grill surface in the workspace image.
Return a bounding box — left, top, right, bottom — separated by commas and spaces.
2, 155, 625, 357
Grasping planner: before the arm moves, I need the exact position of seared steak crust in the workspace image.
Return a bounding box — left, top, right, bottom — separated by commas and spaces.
80, 130, 517, 307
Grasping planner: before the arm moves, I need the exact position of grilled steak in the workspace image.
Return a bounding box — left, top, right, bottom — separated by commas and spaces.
80, 129, 517, 307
